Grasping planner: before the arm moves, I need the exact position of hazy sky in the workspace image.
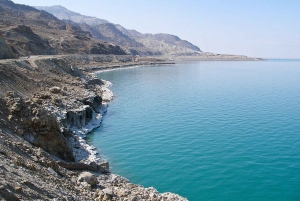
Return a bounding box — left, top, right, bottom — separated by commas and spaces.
12, 0, 300, 58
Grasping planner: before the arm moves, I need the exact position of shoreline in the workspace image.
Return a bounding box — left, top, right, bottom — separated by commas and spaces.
70, 79, 114, 164
0, 55, 189, 200
65, 62, 189, 200
92, 62, 176, 74
0, 54, 266, 200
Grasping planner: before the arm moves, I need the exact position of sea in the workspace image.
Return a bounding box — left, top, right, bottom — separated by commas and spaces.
87, 60, 300, 201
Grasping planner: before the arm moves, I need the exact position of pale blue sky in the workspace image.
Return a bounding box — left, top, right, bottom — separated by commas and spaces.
12, 0, 300, 58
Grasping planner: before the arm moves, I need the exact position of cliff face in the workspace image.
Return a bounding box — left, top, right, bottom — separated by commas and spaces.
0, 56, 110, 162
4, 91, 74, 161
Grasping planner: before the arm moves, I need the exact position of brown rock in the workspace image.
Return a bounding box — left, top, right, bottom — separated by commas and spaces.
14, 186, 22, 192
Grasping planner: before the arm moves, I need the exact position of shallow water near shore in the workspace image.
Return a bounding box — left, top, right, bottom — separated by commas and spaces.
88, 60, 300, 201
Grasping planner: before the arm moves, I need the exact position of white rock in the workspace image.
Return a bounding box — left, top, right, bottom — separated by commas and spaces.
48, 167, 58, 176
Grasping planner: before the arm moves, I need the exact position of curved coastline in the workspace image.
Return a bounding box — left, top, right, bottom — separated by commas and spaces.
84, 72, 189, 201
0, 54, 263, 200
0, 55, 187, 200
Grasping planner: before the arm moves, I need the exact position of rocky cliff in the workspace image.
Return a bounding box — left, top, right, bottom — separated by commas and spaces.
0, 56, 108, 162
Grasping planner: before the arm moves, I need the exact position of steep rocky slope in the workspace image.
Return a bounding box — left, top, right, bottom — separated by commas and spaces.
0, 0, 126, 58
82, 23, 143, 48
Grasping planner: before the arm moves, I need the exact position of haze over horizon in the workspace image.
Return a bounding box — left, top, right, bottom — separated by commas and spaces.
12, 0, 300, 59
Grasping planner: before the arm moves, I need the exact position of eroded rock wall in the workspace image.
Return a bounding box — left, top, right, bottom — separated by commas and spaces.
4, 91, 75, 161
0, 57, 109, 162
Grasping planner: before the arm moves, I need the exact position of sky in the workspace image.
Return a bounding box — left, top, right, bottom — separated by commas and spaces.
12, 0, 300, 59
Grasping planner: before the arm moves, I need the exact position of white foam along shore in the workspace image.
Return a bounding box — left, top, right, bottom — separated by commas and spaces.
76, 77, 188, 200
93, 64, 146, 74
78, 64, 170, 163
70, 79, 114, 164
42, 78, 113, 164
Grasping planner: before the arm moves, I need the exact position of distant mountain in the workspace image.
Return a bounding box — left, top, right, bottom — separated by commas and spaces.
0, 1, 126, 58
35, 5, 109, 26
81, 23, 144, 48
35, 5, 202, 56
123, 30, 201, 55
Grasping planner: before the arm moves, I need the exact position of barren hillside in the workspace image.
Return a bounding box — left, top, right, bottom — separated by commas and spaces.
0, 0, 127, 58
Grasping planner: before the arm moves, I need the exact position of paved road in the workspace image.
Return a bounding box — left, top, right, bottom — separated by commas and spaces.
0, 54, 68, 64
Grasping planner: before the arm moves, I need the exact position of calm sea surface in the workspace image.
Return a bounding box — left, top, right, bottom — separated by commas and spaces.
88, 60, 300, 201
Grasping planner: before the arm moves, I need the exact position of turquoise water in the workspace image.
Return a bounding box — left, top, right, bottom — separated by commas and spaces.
88, 60, 300, 201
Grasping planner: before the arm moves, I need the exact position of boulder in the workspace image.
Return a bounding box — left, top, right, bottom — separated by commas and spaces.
49, 87, 61, 94
77, 171, 97, 187
97, 161, 109, 173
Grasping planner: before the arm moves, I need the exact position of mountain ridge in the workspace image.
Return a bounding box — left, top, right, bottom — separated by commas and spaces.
35, 5, 202, 56
35, 5, 109, 26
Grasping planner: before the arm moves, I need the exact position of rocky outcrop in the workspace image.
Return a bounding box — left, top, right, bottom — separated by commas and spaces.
0, 56, 111, 163
4, 91, 75, 161
96, 174, 187, 201
0, 36, 15, 59
6, 25, 56, 56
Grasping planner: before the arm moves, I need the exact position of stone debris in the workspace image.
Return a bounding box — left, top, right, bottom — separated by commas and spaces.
96, 174, 187, 201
